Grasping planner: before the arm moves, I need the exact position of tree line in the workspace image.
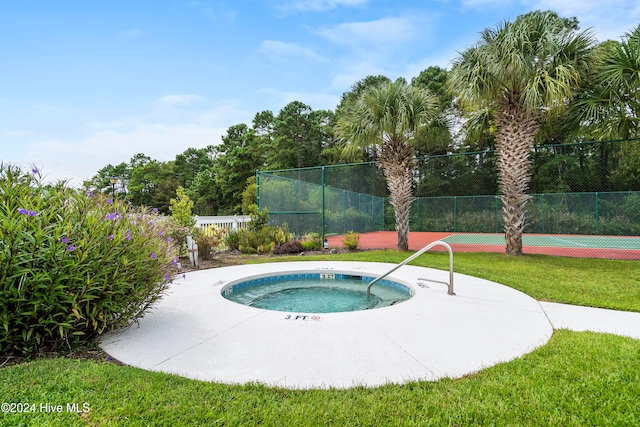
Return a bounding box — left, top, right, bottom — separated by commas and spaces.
87, 11, 640, 225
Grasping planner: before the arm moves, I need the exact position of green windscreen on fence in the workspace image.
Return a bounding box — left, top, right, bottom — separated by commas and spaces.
257, 164, 385, 237
257, 139, 640, 259
405, 192, 640, 236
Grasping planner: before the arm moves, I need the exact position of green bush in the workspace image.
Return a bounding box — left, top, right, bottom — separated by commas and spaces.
0, 165, 177, 356
235, 206, 290, 253
224, 228, 241, 251
196, 225, 224, 260
237, 225, 289, 254
342, 230, 360, 250
169, 186, 196, 228
165, 219, 198, 257
300, 232, 322, 251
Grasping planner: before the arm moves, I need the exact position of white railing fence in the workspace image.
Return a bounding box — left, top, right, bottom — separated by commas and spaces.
195, 215, 250, 235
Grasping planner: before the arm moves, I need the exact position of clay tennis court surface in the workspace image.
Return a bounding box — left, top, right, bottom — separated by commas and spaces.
326, 231, 640, 260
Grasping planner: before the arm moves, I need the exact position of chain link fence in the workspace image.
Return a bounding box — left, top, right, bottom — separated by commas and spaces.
257, 163, 385, 236
257, 139, 640, 259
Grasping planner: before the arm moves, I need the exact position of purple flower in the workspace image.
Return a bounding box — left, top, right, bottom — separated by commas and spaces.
149, 220, 154, 225
158, 230, 165, 236
86, 190, 93, 197
164, 273, 170, 281
61, 237, 69, 244
109, 234, 114, 240
18, 208, 28, 215
106, 199, 113, 205
31, 167, 39, 174
126, 233, 131, 241
67, 245, 75, 252
167, 237, 173, 243
28, 210, 36, 216
153, 208, 158, 213
151, 253, 157, 259
172, 257, 178, 266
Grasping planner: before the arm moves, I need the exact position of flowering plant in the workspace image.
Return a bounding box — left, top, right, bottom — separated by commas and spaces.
0, 164, 177, 356
342, 230, 360, 250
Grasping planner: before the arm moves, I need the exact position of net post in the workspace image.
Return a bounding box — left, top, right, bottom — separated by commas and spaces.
595, 192, 599, 235
321, 166, 325, 241
256, 170, 260, 208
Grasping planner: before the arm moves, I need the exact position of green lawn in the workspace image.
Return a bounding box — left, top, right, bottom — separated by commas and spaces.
1, 252, 639, 426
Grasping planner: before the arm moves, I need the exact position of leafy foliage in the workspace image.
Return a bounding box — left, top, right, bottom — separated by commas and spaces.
234, 206, 290, 253
0, 165, 177, 356
84, 16, 639, 226
448, 10, 596, 255
273, 240, 304, 255
169, 186, 196, 228
342, 230, 360, 250
300, 232, 323, 251
336, 79, 440, 251
196, 225, 225, 260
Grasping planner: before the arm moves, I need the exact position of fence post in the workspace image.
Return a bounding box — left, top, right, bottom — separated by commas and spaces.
321, 167, 325, 240
495, 196, 499, 233
186, 236, 198, 268
595, 192, 599, 235
256, 170, 260, 208
541, 194, 545, 234
343, 189, 347, 234
453, 196, 457, 233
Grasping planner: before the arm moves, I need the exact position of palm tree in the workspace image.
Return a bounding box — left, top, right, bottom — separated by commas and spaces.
448, 10, 594, 255
577, 24, 640, 139
336, 80, 440, 251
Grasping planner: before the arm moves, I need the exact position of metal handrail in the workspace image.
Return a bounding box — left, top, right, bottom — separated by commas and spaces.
367, 240, 455, 298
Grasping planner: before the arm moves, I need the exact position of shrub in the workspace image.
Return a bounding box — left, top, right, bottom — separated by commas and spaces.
300, 232, 322, 251
224, 228, 241, 251
165, 219, 198, 257
196, 225, 224, 260
237, 225, 288, 254
246, 204, 269, 231
0, 165, 177, 356
169, 186, 195, 228
342, 230, 360, 250
274, 240, 304, 255
235, 206, 290, 254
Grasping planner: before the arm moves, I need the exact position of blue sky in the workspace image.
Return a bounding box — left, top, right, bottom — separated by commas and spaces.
2, 0, 639, 185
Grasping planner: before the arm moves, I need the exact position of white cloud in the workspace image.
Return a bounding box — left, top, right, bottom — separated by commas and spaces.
259, 40, 326, 62
279, 0, 368, 13
460, 0, 640, 43
27, 125, 223, 185
525, 0, 640, 41
19, 96, 253, 186
462, 0, 512, 7
189, 1, 236, 20
317, 16, 421, 47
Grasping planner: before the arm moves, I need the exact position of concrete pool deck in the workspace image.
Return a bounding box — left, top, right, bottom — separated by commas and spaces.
100, 262, 640, 389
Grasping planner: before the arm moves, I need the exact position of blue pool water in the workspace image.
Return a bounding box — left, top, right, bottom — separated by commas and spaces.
222, 274, 412, 313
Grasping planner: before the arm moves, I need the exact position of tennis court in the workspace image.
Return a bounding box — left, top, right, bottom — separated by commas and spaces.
326, 231, 640, 260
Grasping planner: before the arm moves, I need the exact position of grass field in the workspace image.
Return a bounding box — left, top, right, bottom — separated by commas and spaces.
1, 251, 639, 426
